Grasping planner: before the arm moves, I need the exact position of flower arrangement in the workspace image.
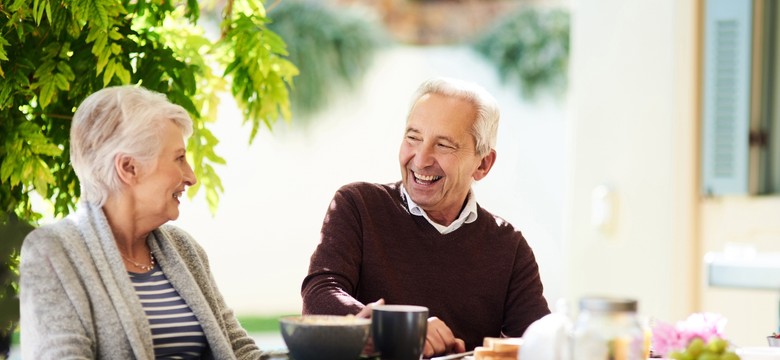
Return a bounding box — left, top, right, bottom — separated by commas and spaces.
651, 313, 739, 360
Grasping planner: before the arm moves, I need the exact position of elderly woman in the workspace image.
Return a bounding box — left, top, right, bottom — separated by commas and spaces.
20, 86, 264, 359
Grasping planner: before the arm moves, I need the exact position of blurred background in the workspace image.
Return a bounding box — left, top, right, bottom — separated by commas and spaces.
180, 0, 780, 348
7, 0, 780, 356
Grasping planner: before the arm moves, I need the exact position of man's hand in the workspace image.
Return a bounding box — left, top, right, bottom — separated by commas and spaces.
356, 298, 385, 318
356, 299, 384, 356
422, 317, 466, 358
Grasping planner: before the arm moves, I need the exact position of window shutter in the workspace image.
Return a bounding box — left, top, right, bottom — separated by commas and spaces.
701, 0, 752, 196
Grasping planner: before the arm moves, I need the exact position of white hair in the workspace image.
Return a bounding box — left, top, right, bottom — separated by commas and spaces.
70, 85, 193, 207
407, 77, 500, 157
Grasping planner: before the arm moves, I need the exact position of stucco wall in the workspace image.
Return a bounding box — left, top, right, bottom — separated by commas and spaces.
565, 0, 698, 328
568, 0, 780, 348
700, 197, 780, 346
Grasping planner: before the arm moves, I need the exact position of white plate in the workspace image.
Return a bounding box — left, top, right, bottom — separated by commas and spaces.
736, 346, 780, 360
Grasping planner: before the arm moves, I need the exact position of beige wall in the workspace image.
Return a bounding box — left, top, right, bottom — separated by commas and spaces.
565, 0, 698, 326
568, 0, 780, 348
700, 197, 780, 346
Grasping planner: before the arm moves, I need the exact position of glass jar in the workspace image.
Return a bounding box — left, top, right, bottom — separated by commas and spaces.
570, 297, 646, 360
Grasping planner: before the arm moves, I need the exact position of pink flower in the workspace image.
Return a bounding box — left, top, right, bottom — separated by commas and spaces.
651, 313, 728, 356
677, 313, 727, 343
652, 320, 688, 356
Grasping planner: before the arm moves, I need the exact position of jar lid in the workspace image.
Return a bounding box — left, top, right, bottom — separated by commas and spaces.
579, 296, 637, 312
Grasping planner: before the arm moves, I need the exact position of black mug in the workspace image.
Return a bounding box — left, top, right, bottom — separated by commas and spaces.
371, 305, 429, 360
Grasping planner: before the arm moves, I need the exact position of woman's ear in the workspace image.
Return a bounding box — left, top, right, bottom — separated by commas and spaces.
115, 153, 138, 185
472, 149, 496, 181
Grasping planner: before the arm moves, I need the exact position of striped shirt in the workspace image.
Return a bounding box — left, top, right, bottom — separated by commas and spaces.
129, 265, 208, 359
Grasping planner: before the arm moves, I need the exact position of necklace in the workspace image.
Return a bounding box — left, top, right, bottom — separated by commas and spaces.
120, 251, 155, 272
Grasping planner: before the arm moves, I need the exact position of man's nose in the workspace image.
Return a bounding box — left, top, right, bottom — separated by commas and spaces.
413, 144, 436, 168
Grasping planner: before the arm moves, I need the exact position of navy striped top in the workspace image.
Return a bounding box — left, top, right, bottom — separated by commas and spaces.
129, 265, 208, 358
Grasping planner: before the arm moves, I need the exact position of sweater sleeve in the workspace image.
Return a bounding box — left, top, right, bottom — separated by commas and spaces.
204, 259, 263, 359
20, 228, 95, 359
501, 232, 551, 337
300, 186, 367, 316
199, 250, 261, 359
161, 225, 263, 359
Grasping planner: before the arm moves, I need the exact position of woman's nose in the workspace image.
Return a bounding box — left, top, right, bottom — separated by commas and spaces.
184, 162, 197, 186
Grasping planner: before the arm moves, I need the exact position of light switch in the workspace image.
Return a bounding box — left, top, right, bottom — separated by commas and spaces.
591, 184, 613, 232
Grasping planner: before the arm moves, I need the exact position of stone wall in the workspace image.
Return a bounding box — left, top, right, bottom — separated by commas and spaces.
329, 0, 568, 44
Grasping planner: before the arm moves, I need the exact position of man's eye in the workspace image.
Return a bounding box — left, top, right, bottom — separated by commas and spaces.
406, 135, 421, 142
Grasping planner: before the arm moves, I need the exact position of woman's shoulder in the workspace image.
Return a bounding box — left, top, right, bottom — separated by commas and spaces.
157, 224, 207, 255
22, 218, 80, 252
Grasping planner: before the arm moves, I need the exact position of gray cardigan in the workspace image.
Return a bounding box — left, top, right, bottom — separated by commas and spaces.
20, 202, 264, 359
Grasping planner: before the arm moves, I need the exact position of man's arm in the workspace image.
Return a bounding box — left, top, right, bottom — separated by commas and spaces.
502, 234, 551, 337
301, 188, 368, 315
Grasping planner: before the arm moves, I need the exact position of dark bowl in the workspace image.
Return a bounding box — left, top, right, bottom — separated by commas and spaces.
279, 315, 371, 360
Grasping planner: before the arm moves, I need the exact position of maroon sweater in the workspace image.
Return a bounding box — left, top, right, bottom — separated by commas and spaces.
301, 182, 550, 350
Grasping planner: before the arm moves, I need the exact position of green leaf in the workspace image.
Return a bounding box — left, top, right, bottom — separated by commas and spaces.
115, 65, 131, 84
21, 161, 33, 181
110, 43, 121, 55
84, 0, 110, 29
108, 29, 122, 41
0, 155, 16, 183
102, 59, 116, 87
33, 0, 44, 25
86, 27, 102, 43
0, 35, 9, 61
32, 160, 54, 198
38, 81, 56, 109
56, 62, 75, 81
33, 61, 56, 79
45, 1, 53, 27
54, 73, 69, 91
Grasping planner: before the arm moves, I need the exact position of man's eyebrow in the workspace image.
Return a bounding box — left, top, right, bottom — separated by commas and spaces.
405, 127, 420, 134
404, 128, 459, 146
436, 135, 458, 146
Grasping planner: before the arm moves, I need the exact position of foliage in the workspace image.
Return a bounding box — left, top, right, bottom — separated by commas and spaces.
473, 8, 569, 99
0, 215, 29, 358
267, 1, 386, 118
0, 0, 297, 349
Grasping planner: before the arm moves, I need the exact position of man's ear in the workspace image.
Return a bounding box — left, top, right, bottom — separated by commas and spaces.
473, 149, 496, 181
115, 153, 138, 185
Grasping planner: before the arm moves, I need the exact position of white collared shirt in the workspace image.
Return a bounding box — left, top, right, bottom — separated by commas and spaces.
400, 185, 478, 234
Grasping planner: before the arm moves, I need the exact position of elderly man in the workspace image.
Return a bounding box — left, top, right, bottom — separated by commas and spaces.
301, 77, 550, 357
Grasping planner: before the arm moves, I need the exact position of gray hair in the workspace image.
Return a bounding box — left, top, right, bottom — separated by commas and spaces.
70, 85, 193, 207
407, 77, 500, 157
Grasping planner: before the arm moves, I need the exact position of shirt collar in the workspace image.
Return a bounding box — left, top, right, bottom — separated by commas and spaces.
400, 185, 478, 234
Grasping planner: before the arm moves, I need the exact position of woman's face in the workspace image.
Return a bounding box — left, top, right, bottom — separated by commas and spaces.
131, 121, 197, 226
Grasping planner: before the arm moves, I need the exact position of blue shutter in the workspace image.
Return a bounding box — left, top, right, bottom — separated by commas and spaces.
701, 0, 752, 195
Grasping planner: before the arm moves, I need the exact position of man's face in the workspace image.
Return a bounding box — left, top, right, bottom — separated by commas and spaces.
399, 93, 490, 225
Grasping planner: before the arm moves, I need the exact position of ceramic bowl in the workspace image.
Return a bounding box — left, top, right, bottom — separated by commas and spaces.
769, 336, 780, 347
279, 315, 371, 360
